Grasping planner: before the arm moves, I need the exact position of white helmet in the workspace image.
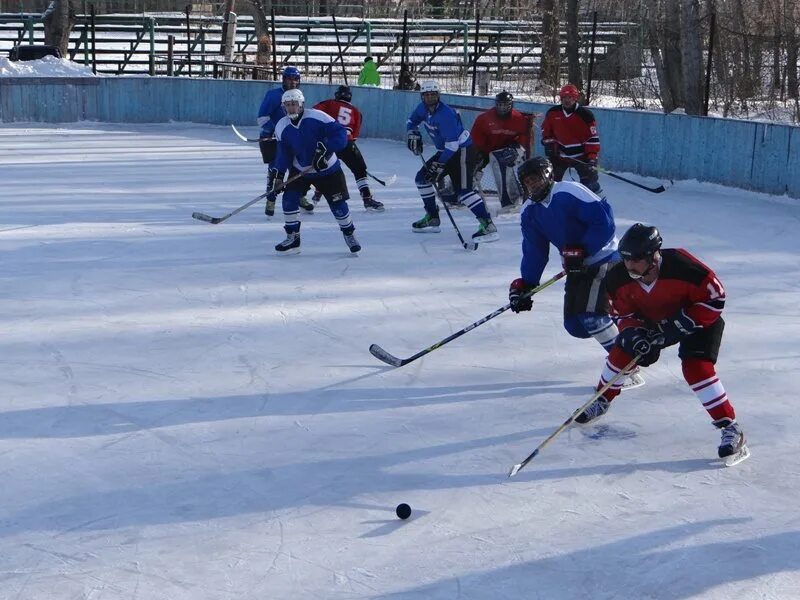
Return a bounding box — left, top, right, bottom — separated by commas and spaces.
281, 88, 305, 120
420, 80, 440, 94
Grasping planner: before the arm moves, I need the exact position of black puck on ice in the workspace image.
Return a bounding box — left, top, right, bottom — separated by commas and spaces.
395, 503, 411, 520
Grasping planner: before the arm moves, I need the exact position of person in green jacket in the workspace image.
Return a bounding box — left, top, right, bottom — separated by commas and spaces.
358, 56, 380, 86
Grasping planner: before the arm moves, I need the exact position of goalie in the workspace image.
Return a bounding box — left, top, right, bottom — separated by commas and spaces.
470, 91, 534, 211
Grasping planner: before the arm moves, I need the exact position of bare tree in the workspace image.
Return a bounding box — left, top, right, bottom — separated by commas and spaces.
565, 0, 582, 89
681, 0, 704, 114
539, 0, 562, 90
42, 0, 77, 58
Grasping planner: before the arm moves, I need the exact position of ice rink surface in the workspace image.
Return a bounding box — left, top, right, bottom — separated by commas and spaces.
1, 123, 799, 599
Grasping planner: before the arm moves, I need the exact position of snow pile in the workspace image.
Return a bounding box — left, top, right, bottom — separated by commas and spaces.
0, 55, 98, 78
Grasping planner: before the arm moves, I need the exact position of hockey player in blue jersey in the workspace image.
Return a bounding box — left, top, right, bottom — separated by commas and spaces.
406, 80, 499, 242
507, 156, 644, 388
257, 65, 314, 217
267, 88, 360, 255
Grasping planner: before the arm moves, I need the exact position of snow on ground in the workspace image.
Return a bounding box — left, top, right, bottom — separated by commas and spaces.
1, 122, 799, 599
0, 55, 98, 77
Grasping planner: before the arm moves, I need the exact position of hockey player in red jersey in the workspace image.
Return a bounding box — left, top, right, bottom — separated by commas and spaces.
311, 85, 384, 212
470, 91, 534, 211
576, 223, 748, 464
541, 84, 601, 194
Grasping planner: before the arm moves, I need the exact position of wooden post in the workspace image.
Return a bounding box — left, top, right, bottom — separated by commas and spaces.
703, 10, 716, 116
270, 8, 277, 80
331, 13, 348, 85
185, 5, 192, 77
167, 34, 175, 76
90, 4, 97, 74
471, 7, 480, 95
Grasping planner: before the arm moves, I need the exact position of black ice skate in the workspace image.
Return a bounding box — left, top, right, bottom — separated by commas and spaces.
575, 397, 611, 425
342, 226, 361, 253
275, 232, 300, 255
412, 212, 441, 233
299, 196, 314, 214
363, 196, 385, 212
714, 418, 750, 466
312, 190, 323, 204
472, 218, 499, 243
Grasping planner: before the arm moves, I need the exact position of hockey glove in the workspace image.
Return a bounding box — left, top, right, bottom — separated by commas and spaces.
617, 327, 661, 367
585, 156, 599, 175
544, 142, 559, 161
509, 278, 534, 313
312, 141, 329, 171
655, 311, 698, 346
265, 168, 285, 202
424, 161, 446, 184
561, 246, 586, 274
407, 130, 423, 156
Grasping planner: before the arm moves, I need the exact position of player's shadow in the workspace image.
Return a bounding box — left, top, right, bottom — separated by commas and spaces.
0, 380, 579, 439
375, 520, 800, 600
0, 427, 719, 540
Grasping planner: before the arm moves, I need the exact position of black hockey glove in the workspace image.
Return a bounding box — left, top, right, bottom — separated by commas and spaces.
407, 130, 423, 155
312, 141, 329, 171
424, 161, 446, 184
655, 311, 698, 346
266, 168, 285, 202
617, 327, 661, 367
509, 278, 533, 313
561, 246, 586, 274
585, 156, 599, 175
544, 143, 558, 160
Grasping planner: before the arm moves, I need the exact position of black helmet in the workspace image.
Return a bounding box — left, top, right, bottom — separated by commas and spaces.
335, 85, 352, 102
619, 223, 663, 260
495, 90, 514, 116
517, 156, 554, 202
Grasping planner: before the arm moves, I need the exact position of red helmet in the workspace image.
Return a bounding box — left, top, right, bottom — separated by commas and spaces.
559, 84, 580, 100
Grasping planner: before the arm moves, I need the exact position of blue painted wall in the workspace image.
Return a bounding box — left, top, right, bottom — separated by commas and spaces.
2, 76, 798, 197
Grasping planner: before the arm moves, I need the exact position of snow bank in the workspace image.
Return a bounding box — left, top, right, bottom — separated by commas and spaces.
0, 55, 98, 78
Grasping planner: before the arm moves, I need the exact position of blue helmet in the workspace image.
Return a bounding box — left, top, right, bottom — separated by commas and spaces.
282, 66, 301, 82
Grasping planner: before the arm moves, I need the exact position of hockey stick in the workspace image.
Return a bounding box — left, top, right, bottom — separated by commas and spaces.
369, 271, 566, 368
421, 156, 478, 251
367, 171, 397, 186
192, 167, 312, 225
231, 124, 272, 143
567, 157, 670, 194
507, 356, 639, 477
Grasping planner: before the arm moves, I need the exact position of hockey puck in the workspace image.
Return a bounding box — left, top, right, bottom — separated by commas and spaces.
395, 503, 411, 520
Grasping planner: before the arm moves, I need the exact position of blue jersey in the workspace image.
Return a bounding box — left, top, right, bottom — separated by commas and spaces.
406, 101, 471, 163
274, 108, 348, 178
519, 181, 618, 285
257, 86, 287, 137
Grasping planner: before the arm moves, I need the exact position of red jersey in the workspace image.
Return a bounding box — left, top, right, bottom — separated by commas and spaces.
470, 108, 533, 155
541, 104, 600, 161
605, 249, 726, 333
313, 99, 363, 141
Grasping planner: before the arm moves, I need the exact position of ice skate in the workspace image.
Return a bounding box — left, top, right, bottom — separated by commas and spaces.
274, 232, 300, 255
412, 212, 441, 233
472, 218, 499, 243
574, 396, 611, 425
622, 367, 646, 390
311, 190, 323, 204
299, 196, 314, 214
714, 418, 750, 466
342, 226, 361, 253
362, 196, 385, 212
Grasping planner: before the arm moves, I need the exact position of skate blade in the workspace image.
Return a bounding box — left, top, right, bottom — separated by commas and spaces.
473, 232, 500, 243
621, 374, 646, 390
275, 247, 301, 256
364, 205, 386, 213
723, 445, 750, 467
412, 227, 441, 233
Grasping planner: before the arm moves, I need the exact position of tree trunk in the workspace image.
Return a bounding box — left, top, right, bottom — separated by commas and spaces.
243, 0, 270, 44
787, 0, 798, 98
43, 0, 76, 58
680, 0, 704, 115
644, 0, 677, 112
539, 0, 562, 91
565, 0, 582, 89
663, 0, 684, 108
